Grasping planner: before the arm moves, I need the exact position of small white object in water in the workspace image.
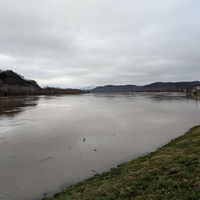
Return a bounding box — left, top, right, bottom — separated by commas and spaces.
5, 191, 11, 194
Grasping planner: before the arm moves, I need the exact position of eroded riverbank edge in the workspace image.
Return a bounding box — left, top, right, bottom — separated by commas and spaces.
42, 125, 200, 200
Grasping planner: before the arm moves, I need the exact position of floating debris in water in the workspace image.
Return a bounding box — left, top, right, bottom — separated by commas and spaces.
9, 156, 16, 158
37, 157, 53, 164
94, 149, 97, 151
83, 138, 86, 142
43, 193, 48, 196
91, 169, 97, 173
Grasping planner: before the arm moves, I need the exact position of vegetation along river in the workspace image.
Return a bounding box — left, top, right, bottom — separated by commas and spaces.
0, 92, 200, 200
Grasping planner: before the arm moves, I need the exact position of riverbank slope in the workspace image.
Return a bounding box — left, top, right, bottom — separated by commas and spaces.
43, 126, 200, 200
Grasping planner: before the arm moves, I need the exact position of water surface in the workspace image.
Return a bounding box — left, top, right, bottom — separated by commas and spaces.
0, 93, 200, 200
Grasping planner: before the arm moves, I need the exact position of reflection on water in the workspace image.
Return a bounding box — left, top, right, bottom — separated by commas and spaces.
0, 93, 200, 200
146, 93, 200, 109
0, 96, 39, 117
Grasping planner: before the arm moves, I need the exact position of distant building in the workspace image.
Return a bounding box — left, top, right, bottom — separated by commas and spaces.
196, 86, 200, 92
192, 85, 200, 94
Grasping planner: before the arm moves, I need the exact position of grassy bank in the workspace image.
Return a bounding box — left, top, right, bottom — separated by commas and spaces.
44, 126, 200, 200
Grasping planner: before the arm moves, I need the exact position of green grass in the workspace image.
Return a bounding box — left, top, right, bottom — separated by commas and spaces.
44, 126, 200, 200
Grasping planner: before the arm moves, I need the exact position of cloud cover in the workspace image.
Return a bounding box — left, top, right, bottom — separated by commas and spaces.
0, 0, 199, 88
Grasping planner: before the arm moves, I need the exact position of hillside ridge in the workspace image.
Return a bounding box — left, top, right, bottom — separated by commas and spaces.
92, 81, 200, 92
0, 70, 40, 88
0, 70, 85, 96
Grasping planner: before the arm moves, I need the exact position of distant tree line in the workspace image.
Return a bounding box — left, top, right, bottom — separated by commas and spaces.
0, 70, 86, 96
42, 87, 86, 95
0, 85, 86, 96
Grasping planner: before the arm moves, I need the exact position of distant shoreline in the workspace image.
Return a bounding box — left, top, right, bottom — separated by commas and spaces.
0, 70, 87, 96
1, 70, 200, 96
92, 82, 200, 93
0, 86, 87, 96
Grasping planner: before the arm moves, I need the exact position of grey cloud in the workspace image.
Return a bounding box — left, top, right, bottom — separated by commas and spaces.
0, 0, 199, 88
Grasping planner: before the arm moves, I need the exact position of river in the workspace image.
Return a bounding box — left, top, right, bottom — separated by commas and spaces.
0, 93, 199, 200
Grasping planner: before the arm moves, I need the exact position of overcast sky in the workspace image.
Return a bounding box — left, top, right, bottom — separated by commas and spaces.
0, 0, 199, 88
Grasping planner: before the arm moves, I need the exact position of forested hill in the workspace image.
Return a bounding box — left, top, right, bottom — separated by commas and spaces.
0, 70, 85, 96
0, 70, 40, 88
92, 81, 200, 93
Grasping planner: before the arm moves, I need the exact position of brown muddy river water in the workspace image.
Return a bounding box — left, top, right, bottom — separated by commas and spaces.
0, 93, 200, 200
